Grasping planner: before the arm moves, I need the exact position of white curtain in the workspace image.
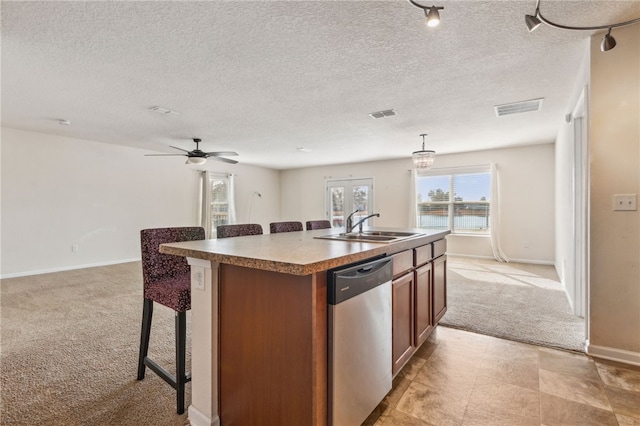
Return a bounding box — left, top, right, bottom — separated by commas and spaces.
200, 172, 211, 237
490, 163, 509, 262
227, 173, 237, 224
201, 171, 236, 238
408, 168, 418, 228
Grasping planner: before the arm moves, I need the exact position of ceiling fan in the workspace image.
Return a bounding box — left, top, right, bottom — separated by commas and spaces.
145, 138, 239, 165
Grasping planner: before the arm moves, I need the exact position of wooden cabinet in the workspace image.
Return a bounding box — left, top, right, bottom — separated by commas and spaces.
433, 254, 447, 324
414, 263, 433, 347
391, 238, 446, 375
392, 272, 414, 374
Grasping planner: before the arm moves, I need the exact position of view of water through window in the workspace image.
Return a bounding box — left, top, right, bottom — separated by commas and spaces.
416, 171, 491, 233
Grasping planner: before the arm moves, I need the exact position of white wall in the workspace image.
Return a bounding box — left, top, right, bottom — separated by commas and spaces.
0, 127, 280, 277
280, 143, 556, 263
588, 25, 640, 358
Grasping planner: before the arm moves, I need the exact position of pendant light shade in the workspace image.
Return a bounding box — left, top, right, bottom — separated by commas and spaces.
412, 134, 436, 169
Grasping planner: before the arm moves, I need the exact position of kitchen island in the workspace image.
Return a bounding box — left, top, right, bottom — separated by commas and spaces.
160, 227, 449, 426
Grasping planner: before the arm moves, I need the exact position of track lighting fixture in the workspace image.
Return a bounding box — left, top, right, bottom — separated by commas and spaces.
600, 28, 617, 52
407, 0, 444, 27
525, 0, 640, 52
412, 134, 436, 169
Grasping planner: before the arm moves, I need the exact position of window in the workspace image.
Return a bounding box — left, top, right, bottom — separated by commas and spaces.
201, 172, 236, 237
415, 166, 490, 234
326, 178, 374, 228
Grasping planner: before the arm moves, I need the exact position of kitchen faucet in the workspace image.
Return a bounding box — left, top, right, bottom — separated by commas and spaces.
345, 209, 380, 233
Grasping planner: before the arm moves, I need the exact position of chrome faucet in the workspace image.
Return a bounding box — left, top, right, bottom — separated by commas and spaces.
345, 209, 360, 233
345, 210, 380, 233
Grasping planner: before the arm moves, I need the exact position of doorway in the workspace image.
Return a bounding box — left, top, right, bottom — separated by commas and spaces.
325, 178, 375, 228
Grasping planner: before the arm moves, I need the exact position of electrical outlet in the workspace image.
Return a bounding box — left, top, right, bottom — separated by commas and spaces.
71, 245, 79, 253
192, 266, 205, 291
523, 240, 529, 248
613, 194, 637, 211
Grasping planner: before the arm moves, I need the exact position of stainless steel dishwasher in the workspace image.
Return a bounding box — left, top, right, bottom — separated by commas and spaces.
328, 256, 393, 426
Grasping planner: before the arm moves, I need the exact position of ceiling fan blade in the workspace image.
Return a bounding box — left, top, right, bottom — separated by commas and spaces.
209, 156, 239, 164
145, 153, 187, 157
205, 151, 239, 157
169, 145, 191, 153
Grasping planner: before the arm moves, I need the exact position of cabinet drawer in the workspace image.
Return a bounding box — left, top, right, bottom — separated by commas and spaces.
414, 244, 433, 267
392, 250, 413, 277
433, 239, 446, 258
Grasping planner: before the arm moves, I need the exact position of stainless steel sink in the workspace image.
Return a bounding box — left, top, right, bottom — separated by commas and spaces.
360, 231, 418, 237
314, 231, 420, 244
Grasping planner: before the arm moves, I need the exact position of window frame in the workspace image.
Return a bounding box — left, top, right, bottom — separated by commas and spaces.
201, 172, 236, 238
415, 165, 491, 235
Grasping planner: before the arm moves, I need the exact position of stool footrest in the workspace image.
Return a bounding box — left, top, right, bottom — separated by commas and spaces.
144, 357, 192, 390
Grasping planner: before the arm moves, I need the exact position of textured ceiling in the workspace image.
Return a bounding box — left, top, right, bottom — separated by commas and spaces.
2, 1, 639, 170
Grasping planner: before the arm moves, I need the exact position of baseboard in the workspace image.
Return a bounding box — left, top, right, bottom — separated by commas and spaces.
447, 253, 555, 266
0, 258, 140, 279
188, 405, 220, 426
505, 257, 555, 266
586, 342, 640, 367
446, 253, 495, 261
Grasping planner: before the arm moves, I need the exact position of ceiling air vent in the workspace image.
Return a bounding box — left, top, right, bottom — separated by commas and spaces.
369, 109, 396, 119
494, 98, 544, 117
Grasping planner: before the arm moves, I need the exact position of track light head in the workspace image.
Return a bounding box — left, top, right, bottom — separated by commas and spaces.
408, 1, 444, 27
600, 28, 617, 52
426, 7, 441, 27
524, 0, 640, 53
525, 13, 542, 32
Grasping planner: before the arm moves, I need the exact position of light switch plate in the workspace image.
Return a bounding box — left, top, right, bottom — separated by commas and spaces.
613, 194, 637, 211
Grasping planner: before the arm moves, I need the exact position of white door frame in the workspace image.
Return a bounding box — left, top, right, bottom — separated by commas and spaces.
325, 177, 375, 229
571, 87, 589, 339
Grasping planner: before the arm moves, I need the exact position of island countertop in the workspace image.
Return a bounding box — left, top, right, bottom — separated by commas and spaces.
160, 227, 449, 275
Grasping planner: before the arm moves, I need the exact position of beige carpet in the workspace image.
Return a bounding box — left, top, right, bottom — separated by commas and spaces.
440, 256, 585, 352
1, 262, 190, 426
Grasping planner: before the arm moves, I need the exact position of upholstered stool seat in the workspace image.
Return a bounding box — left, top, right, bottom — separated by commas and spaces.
143, 276, 191, 312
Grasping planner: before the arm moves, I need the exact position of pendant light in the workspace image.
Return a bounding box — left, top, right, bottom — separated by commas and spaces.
412, 134, 436, 169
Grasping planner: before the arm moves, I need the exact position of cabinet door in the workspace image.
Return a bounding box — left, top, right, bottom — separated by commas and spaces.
433, 255, 447, 324
392, 272, 414, 375
415, 263, 433, 347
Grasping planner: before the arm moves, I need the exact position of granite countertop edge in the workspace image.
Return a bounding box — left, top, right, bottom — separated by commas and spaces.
160, 228, 449, 276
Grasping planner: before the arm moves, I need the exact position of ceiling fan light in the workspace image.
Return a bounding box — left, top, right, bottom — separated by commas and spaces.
186, 157, 207, 165
601, 29, 616, 52
426, 7, 441, 27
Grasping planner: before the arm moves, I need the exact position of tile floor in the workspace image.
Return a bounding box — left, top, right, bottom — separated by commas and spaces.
364, 326, 640, 426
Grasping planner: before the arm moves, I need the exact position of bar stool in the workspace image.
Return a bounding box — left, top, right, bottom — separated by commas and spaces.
269, 221, 303, 233
305, 220, 331, 230
137, 226, 205, 414
217, 223, 263, 238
